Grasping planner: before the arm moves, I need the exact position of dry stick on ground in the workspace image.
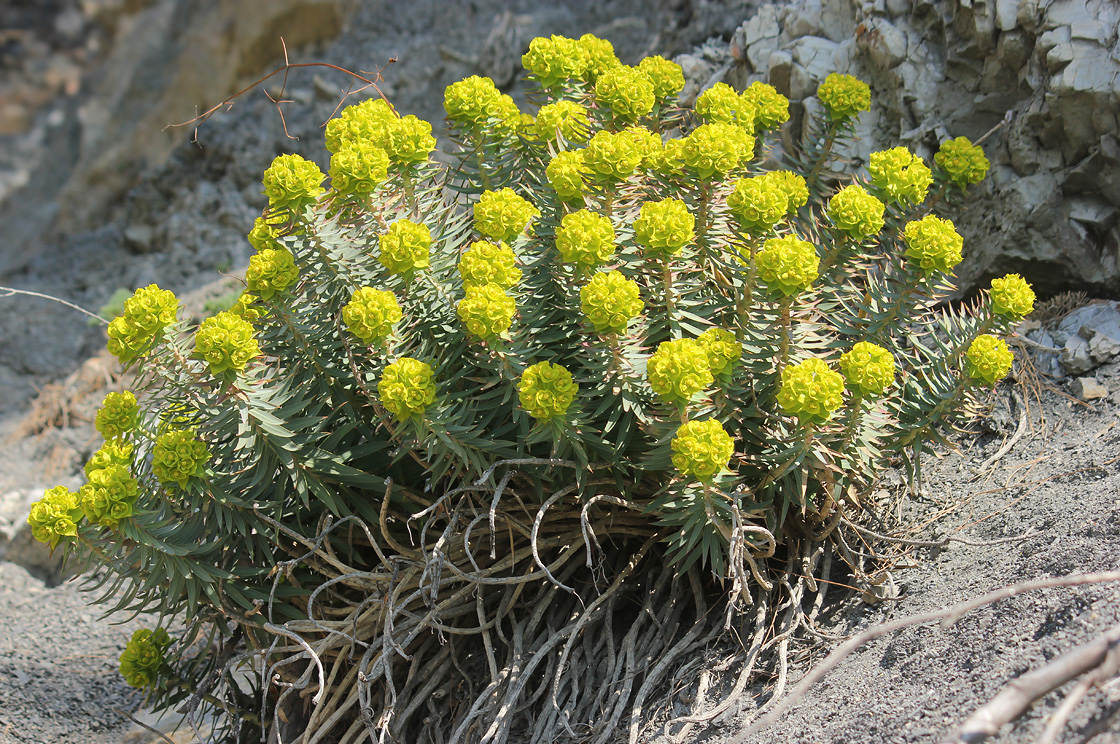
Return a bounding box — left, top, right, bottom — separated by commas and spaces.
945, 622, 1120, 744
735, 570, 1120, 742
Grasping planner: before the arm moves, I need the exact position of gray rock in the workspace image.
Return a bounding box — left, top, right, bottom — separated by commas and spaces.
1072, 377, 1109, 401
857, 17, 908, 71
1062, 334, 1095, 376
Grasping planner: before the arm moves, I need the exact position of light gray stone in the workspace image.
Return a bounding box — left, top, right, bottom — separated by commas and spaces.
1072, 377, 1109, 401
858, 17, 907, 70
790, 35, 840, 93
1062, 334, 1095, 375
994, 0, 1019, 31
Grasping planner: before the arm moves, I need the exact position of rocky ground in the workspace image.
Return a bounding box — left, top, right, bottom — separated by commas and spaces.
2, 0, 1119, 742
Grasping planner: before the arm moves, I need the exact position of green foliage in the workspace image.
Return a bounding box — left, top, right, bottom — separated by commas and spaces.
37, 33, 1027, 743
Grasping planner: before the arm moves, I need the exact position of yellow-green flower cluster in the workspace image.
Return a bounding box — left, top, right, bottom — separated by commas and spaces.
119, 628, 172, 690
869, 147, 933, 205
647, 338, 713, 404
27, 486, 81, 549
698, 327, 741, 379
535, 101, 590, 143
817, 73, 871, 121
521, 35, 591, 89
343, 287, 402, 343
519, 361, 578, 421
458, 241, 522, 289
989, 274, 1035, 320
671, 419, 734, 483
581, 271, 644, 334
458, 284, 516, 340
106, 285, 179, 366
756, 235, 819, 297
637, 55, 685, 100
379, 219, 431, 276
195, 311, 260, 376
633, 198, 695, 255
582, 129, 645, 183
966, 334, 1013, 385
378, 357, 436, 419
727, 174, 789, 234
681, 123, 754, 180
152, 429, 210, 489
935, 136, 990, 188
324, 98, 395, 154
579, 33, 620, 82
84, 440, 133, 478
741, 81, 790, 130
229, 292, 264, 324
385, 115, 437, 165
695, 83, 751, 128
262, 153, 325, 214
474, 189, 539, 243
839, 341, 895, 396
765, 170, 809, 214
595, 65, 655, 122
902, 215, 963, 274
556, 210, 616, 267
827, 184, 886, 240
95, 390, 139, 441
444, 76, 504, 128
546, 150, 587, 201
647, 138, 684, 176
777, 358, 845, 425
247, 213, 285, 251
79, 463, 138, 528
329, 140, 389, 197
246, 248, 299, 301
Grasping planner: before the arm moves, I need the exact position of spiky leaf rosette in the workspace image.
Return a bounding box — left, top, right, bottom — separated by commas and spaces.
58, 36, 1019, 744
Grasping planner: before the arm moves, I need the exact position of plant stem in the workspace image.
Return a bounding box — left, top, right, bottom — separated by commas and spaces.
663, 257, 677, 335
806, 121, 840, 191
738, 235, 761, 321
777, 297, 793, 373
863, 272, 922, 341
759, 422, 816, 491
838, 393, 865, 453
696, 179, 712, 259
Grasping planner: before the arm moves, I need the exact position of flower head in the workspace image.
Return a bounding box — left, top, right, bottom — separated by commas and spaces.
647, 138, 685, 176
457, 283, 516, 340
638, 55, 685, 100
444, 76, 503, 128
247, 213, 285, 252
522, 35, 590, 89
379, 219, 432, 276
325, 98, 395, 154
535, 101, 590, 143
935, 136, 990, 188
343, 287, 402, 344
762, 170, 808, 214
474, 189, 538, 243
671, 419, 734, 483
27, 486, 82, 549
595, 65, 655, 122
78, 463, 138, 528
229, 292, 264, 324
262, 153, 325, 215
459, 241, 522, 289
106, 285, 179, 366
378, 357, 436, 419
756, 235, 819, 297
966, 334, 1013, 385
546, 150, 588, 202
681, 123, 754, 180
697, 327, 741, 379
633, 198, 695, 255
827, 184, 886, 240
119, 628, 172, 689
95, 391, 139, 441
519, 361, 578, 421
695, 83, 751, 128
329, 140, 390, 196
741, 82, 789, 130
578, 34, 620, 82
817, 73, 871, 121
647, 338, 714, 405
839, 341, 895, 397
989, 274, 1036, 320
246, 248, 299, 301
902, 215, 963, 274
152, 429, 210, 489
84, 439, 134, 478
869, 147, 933, 205
383, 115, 436, 166
194, 311, 260, 376
582, 129, 644, 183
727, 175, 789, 234
556, 210, 616, 267
777, 358, 845, 425
581, 271, 644, 335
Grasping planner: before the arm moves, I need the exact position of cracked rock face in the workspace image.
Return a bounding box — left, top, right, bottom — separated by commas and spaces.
725, 0, 1120, 297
